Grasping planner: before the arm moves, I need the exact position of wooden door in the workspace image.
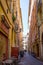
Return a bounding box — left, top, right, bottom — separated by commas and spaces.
0, 32, 8, 60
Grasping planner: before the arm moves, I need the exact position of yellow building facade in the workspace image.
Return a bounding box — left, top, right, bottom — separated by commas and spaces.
14, 0, 23, 50
0, 0, 16, 60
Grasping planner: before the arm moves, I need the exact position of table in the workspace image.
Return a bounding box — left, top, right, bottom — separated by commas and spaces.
2, 59, 14, 65
9, 57, 18, 65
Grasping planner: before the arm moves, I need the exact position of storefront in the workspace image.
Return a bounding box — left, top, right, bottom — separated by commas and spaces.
0, 15, 9, 60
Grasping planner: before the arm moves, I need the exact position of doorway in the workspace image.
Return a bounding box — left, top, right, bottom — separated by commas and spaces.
42, 33, 43, 57
36, 44, 39, 57
0, 32, 8, 60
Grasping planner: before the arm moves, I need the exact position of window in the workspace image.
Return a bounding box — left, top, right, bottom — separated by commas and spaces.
6, 0, 12, 12
37, 0, 42, 13
16, 11, 17, 18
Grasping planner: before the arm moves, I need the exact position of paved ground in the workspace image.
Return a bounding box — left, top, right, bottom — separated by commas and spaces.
18, 52, 43, 65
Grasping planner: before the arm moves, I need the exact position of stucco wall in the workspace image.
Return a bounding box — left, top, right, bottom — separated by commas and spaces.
40, 24, 43, 59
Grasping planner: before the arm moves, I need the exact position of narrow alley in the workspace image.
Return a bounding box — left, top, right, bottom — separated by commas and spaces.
18, 52, 43, 65
0, 0, 43, 65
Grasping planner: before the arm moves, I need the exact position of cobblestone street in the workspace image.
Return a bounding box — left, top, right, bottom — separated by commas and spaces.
18, 52, 43, 65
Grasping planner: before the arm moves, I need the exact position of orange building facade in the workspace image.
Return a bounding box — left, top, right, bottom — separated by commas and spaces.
28, 0, 40, 57
28, 0, 43, 61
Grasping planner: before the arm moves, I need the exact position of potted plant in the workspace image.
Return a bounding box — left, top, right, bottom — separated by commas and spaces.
12, 14, 16, 22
